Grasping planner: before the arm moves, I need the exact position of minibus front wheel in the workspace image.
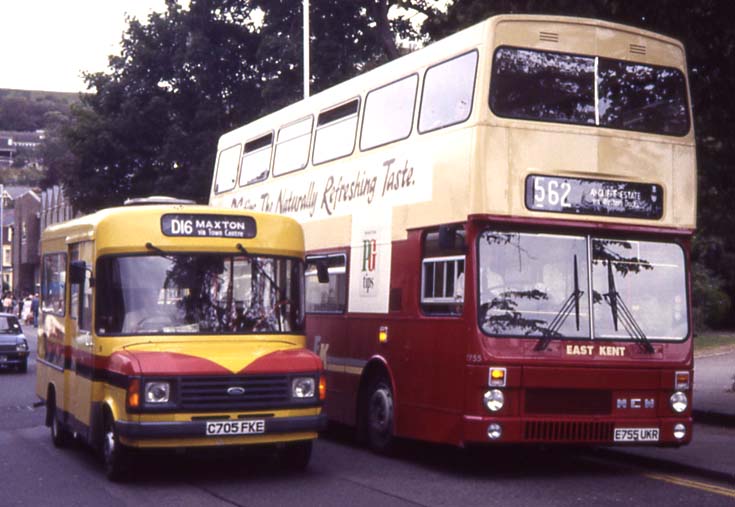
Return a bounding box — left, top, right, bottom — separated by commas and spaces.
47, 388, 71, 448
102, 410, 131, 481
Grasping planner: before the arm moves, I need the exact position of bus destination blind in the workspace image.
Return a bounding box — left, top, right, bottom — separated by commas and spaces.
161, 214, 257, 238
525, 175, 663, 219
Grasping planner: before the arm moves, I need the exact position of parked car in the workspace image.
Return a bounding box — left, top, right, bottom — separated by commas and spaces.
0, 313, 29, 373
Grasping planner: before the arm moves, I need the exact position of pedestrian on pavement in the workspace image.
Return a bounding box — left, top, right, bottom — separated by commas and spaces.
2, 293, 11, 313
31, 293, 39, 327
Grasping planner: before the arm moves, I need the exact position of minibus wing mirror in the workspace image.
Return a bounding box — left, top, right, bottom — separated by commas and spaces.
69, 260, 87, 284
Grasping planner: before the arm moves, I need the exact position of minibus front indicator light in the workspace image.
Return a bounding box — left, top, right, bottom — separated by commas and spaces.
127, 379, 141, 409
669, 391, 688, 413
292, 377, 316, 398
319, 374, 327, 401
144, 381, 171, 404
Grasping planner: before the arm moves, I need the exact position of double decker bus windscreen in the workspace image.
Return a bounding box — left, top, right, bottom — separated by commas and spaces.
490, 47, 690, 136
478, 231, 688, 341
95, 254, 304, 335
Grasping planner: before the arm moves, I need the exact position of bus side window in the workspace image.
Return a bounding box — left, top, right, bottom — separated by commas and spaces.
421, 228, 466, 316
213, 144, 241, 194
41, 253, 67, 316
313, 99, 360, 165
360, 74, 418, 151
240, 133, 273, 187
419, 50, 478, 133
273, 116, 314, 176
305, 254, 347, 314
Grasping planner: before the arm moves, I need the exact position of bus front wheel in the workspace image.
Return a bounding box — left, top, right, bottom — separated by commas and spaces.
366, 375, 395, 453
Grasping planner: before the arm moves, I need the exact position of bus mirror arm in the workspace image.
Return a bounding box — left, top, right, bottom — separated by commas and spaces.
69, 260, 89, 285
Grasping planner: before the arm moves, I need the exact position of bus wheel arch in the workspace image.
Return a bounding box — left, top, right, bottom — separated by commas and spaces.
358, 358, 396, 453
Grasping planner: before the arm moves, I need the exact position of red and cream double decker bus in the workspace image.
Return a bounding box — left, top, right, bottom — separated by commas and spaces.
209, 15, 696, 450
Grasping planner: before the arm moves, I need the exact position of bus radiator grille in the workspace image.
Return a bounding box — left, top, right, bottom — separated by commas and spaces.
523, 420, 615, 442
179, 375, 291, 411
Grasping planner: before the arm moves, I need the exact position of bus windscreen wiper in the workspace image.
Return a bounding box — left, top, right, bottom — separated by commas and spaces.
534, 255, 584, 352
604, 261, 654, 353
237, 243, 286, 332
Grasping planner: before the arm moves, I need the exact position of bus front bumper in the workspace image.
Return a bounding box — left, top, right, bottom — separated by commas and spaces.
461, 415, 693, 446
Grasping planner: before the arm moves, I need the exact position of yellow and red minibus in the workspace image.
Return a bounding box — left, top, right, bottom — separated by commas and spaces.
36, 199, 325, 479
209, 15, 696, 451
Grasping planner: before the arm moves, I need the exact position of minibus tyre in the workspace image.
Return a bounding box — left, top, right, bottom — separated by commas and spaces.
279, 440, 312, 470
366, 374, 395, 453
48, 393, 71, 448
17, 359, 27, 374
102, 413, 130, 481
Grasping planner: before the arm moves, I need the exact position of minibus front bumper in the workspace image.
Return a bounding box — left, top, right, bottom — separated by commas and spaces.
116, 414, 327, 440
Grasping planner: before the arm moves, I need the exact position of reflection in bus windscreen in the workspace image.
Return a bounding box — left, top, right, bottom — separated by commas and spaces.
478, 231, 688, 341
95, 254, 304, 335
490, 47, 690, 136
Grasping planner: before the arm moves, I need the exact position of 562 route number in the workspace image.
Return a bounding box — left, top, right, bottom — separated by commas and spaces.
531, 176, 571, 209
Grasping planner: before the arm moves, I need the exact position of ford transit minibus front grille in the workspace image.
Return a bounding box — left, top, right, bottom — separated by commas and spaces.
179, 375, 291, 411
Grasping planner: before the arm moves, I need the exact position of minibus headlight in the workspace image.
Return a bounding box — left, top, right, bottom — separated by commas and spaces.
292, 377, 316, 398
144, 381, 171, 404
669, 391, 688, 413
16, 339, 28, 352
483, 389, 505, 412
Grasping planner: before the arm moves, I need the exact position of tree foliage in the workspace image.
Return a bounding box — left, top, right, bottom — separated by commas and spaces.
48, 0, 431, 211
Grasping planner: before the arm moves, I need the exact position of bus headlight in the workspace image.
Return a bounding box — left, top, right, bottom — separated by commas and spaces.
669, 391, 688, 413
673, 423, 687, 440
483, 389, 505, 412
292, 377, 316, 398
487, 423, 502, 440
144, 381, 171, 404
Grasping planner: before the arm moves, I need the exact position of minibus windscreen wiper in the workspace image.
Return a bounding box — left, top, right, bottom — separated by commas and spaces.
604, 261, 654, 353
534, 255, 584, 351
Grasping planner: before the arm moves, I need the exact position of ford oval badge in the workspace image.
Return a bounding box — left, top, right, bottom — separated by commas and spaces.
227, 386, 246, 396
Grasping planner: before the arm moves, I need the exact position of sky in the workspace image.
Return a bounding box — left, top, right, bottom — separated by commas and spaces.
0, 1, 169, 93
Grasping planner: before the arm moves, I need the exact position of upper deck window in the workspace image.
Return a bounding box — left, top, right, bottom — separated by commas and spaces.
274, 116, 313, 176
213, 144, 241, 194
313, 99, 359, 165
239, 133, 273, 187
360, 74, 418, 151
419, 51, 478, 133
490, 47, 690, 136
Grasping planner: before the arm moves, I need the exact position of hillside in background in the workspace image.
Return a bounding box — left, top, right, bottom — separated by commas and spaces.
0, 88, 79, 131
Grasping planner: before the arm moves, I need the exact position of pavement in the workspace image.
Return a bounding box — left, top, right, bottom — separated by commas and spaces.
599, 347, 735, 484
